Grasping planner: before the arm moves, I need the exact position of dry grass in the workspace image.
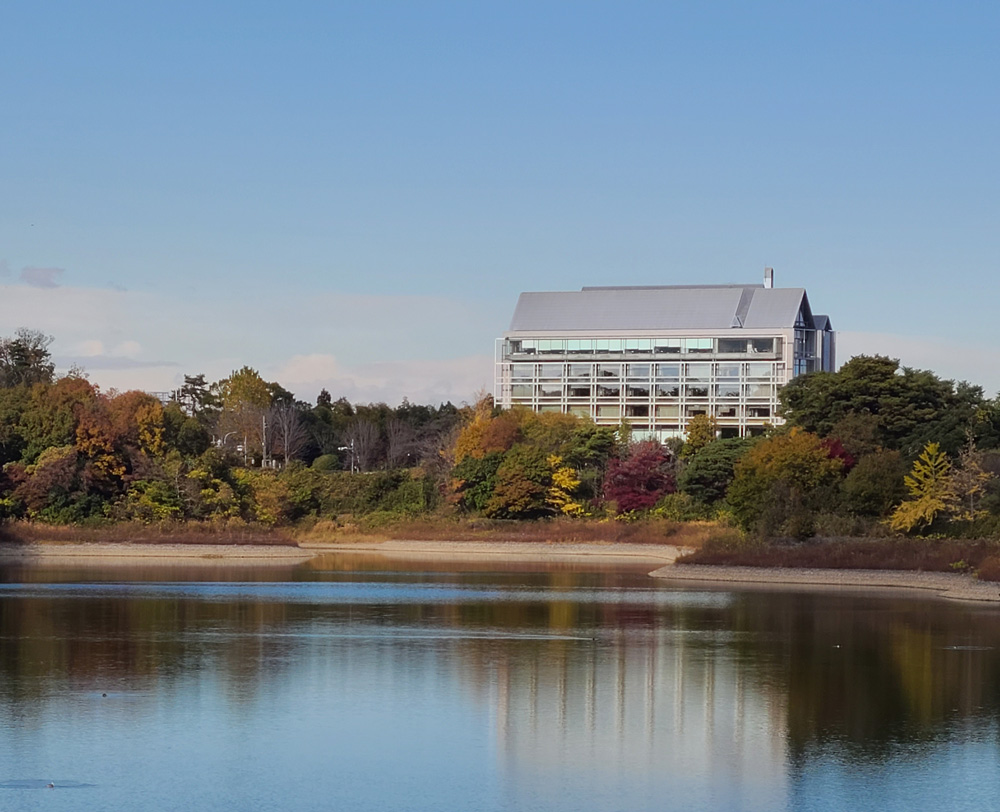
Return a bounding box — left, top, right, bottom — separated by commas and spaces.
294, 516, 723, 548
0, 520, 298, 547
680, 536, 1000, 581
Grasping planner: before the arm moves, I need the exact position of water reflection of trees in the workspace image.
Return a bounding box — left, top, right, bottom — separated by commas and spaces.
2, 565, 1000, 765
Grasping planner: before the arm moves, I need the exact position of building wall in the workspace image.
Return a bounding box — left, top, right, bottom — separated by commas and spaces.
495, 329, 806, 441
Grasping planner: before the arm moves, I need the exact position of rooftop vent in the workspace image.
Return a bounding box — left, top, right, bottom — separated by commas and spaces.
763, 267, 774, 289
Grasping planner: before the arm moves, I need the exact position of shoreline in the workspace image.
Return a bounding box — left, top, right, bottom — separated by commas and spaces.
2, 538, 998, 603
652, 563, 1000, 604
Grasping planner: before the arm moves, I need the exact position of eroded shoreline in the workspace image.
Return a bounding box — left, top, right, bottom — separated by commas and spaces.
2, 538, 999, 603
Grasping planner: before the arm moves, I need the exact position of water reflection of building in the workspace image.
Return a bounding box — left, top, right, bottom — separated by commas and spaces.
490, 628, 790, 809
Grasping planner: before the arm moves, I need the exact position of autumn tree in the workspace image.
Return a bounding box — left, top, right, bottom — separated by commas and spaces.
484, 444, 552, 519
888, 442, 955, 533
727, 428, 845, 535
681, 414, 718, 458
217, 367, 272, 464
602, 441, 676, 514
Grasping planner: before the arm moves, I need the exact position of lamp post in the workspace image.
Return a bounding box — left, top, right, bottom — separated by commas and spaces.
337, 440, 357, 473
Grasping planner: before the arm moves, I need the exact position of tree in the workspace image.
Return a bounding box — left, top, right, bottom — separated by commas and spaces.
217, 367, 272, 464
681, 414, 718, 458
947, 445, 995, 522
727, 428, 845, 534
602, 441, 675, 514
0, 328, 55, 388
547, 455, 585, 515
385, 417, 416, 468
780, 355, 983, 456
888, 442, 955, 533
344, 418, 380, 472
679, 437, 757, 504
269, 403, 310, 466
840, 449, 907, 518
484, 444, 552, 519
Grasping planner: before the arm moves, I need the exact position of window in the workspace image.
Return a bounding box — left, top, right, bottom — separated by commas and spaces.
716, 405, 738, 418
656, 384, 680, 397
597, 364, 620, 378
747, 406, 771, 419
717, 338, 747, 354
511, 364, 534, 379
751, 337, 776, 353
656, 404, 680, 418
539, 363, 563, 378
685, 363, 712, 380
746, 384, 772, 399
627, 384, 650, 397
596, 405, 621, 418
746, 363, 773, 378
511, 385, 532, 398
568, 405, 590, 417
654, 338, 683, 354
598, 384, 621, 397
716, 363, 740, 378
627, 363, 651, 378
716, 383, 740, 398
626, 404, 650, 418
686, 338, 713, 354
567, 385, 591, 398
655, 364, 680, 379
538, 384, 562, 398
568, 364, 592, 378
685, 385, 709, 398
625, 338, 652, 354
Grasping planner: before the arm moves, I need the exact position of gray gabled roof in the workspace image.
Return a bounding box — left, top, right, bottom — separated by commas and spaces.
507, 285, 810, 332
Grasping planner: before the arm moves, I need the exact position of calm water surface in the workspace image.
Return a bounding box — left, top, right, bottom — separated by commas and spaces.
1, 554, 999, 812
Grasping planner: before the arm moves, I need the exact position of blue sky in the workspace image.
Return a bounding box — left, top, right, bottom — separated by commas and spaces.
2, 1, 998, 403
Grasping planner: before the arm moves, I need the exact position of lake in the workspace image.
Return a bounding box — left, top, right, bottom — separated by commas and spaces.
1, 554, 999, 811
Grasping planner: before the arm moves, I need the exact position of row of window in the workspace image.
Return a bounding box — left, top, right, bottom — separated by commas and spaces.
508, 362, 779, 381
539, 404, 773, 419
506, 336, 779, 356
511, 383, 776, 399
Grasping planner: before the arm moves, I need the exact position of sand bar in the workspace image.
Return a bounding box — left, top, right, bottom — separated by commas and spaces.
652, 563, 1000, 603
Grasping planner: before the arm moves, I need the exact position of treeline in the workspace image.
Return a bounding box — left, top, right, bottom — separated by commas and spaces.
0, 329, 460, 525
4, 327, 1000, 540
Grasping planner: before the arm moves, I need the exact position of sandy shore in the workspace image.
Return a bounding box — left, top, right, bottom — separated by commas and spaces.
3, 538, 998, 603
0, 538, 684, 567
652, 563, 1000, 603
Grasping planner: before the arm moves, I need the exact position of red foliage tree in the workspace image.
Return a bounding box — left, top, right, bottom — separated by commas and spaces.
602, 441, 676, 513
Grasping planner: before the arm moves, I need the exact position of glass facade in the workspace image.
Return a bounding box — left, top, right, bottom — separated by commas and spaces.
496, 298, 833, 441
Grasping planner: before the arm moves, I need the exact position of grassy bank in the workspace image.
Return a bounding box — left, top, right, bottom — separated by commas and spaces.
680, 536, 1000, 582
0, 516, 723, 550
0, 520, 298, 547
293, 516, 724, 547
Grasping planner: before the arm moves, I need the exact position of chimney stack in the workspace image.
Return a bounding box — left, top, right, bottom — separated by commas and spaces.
763, 267, 774, 289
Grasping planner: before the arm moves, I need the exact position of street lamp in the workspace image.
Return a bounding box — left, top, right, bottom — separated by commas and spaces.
337, 440, 357, 473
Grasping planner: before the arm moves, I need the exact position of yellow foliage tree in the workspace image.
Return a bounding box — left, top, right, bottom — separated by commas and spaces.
547, 455, 585, 516
888, 442, 955, 533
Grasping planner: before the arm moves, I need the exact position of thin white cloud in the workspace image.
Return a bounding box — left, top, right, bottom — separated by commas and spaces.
0, 282, 503, 404
268, 353, 492, 406
19, 266, 65, 288
837, 331, 1000, 395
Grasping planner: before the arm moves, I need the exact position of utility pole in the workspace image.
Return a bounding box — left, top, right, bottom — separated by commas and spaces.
262, 414, 268, 468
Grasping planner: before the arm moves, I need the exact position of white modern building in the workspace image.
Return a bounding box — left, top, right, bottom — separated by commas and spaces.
494, 269, 834, 440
